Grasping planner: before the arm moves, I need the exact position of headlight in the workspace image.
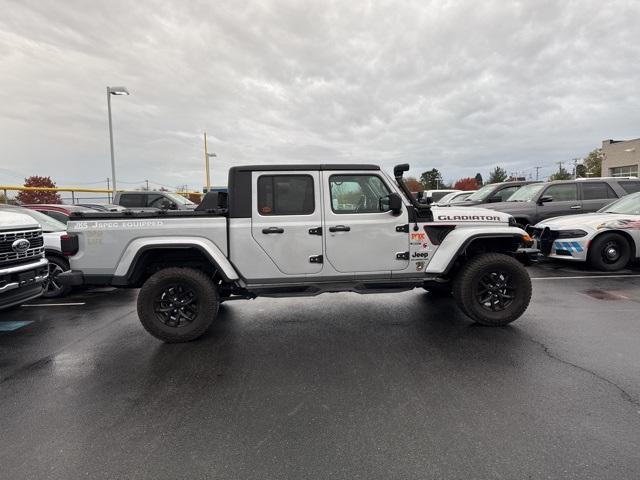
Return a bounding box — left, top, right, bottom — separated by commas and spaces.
556, 229, 588, 238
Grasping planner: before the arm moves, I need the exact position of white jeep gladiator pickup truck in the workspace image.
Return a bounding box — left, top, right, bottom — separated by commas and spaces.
60, 163, 536, 342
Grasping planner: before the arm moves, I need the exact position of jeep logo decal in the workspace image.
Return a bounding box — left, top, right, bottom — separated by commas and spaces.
12, 238, 31, 253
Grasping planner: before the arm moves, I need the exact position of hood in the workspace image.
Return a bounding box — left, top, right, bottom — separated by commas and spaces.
431, 205, 512, 224
536, 213, 632, 229
0, 210, 40, 229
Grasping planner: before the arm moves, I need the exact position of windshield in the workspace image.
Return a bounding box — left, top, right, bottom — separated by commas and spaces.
506, 183, 546, 202
4, 207, 66, 232
598, 192, 640, 214
465, 184, 497, 201
436, 192, 459, 204
164, 193, 195, 205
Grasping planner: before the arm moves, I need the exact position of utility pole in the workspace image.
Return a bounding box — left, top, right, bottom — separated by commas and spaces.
106, 178, 111, 203
145, 179, 149, 191
534, 166, 541, 181
203, 133, 216, 192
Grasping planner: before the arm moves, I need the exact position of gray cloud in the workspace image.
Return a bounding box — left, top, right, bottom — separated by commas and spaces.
1, 0, 639, 190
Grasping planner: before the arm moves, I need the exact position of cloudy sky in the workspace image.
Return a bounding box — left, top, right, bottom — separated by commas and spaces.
1, 0, 639, 192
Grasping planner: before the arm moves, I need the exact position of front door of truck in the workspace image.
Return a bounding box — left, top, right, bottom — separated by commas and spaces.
251, 171, 323, 275
322, 171, 409, 274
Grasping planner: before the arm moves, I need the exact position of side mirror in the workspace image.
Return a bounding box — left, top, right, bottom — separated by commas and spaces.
379, 193, 403, 214
538, 195, 553, 204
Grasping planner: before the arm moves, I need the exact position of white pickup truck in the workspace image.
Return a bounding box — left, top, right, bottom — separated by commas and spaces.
60, 163, 536, 342
0, 210, 49, 309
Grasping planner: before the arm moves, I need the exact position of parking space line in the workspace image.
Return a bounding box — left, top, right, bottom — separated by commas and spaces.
21, 302, 86, 307
531, 274, 640, 281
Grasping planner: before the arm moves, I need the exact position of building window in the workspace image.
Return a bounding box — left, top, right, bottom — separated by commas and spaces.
609, 165, 639, 177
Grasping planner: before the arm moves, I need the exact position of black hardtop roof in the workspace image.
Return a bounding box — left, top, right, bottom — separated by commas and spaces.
229, 164, 380, 172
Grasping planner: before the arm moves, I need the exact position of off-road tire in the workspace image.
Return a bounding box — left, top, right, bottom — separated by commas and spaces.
587, 233, 631, 272
137, 267, 219, 342
453, 253, 532, 326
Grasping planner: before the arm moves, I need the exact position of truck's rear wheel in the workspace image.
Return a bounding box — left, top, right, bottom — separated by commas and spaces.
137, 267, 219, 342
453, 253, 531, 326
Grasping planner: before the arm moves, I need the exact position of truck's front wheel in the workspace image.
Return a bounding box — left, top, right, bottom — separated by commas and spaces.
137, 267, 219, 342
452, 253, 532, 326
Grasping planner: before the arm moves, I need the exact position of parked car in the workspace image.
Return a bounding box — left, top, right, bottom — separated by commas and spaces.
422, 189, 460, 203
0, 205, 71, 297
481, 178, 640, 227
22, 204, 98, 224
113, 191, 197, 210
529, 191, 640, 271
0, 210, 48, 309
434, 190, 476, 206
450, 181, 539, 206
61, 162, 535, 343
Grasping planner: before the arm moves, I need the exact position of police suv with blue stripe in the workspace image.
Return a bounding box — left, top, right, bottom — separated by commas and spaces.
529, 192, 640, 271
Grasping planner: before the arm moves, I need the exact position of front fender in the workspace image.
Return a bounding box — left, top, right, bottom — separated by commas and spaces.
114, 236, 239, 281
425, 226, 527, 274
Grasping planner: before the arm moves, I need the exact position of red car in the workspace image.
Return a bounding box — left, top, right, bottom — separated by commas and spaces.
22, 204, 98, 224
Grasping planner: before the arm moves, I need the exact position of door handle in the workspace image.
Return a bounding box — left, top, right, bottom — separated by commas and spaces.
329, 225, 351, 232
262, 227, 284, 234
570, 205, 582, 210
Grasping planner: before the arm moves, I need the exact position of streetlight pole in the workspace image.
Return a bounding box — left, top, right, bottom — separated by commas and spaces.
203, 132, 216, 192
106, 86, 130, 196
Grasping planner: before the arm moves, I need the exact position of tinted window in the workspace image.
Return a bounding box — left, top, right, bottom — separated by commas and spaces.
619, 181, 640, 194
119, 193, 146, 208
257, 175, 314, 215
543, 184, 577, 201
147, 194, 167, 208
330, 175, 390, 214
494, 185, 520, 201
582, 182, 617, 200
41, 210, 69, 224
431, 191, 451, 202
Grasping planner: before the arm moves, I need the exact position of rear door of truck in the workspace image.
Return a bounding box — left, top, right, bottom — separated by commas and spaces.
250, 170, 323, 275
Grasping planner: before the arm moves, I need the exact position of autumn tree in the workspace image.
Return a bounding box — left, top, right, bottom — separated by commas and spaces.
16, 176, 62, 204
404, 176, 423, 192
420, 169, 443, 189
582, 148, 603, 177
487, 166, 508, 184
453, 177, 479, 191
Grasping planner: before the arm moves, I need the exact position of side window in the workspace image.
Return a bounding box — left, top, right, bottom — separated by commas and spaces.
619, 181, 640, 194
495, 186, 520, 201
119, 193, 145, 208
147, 194, 166, 208
543, 184, 577, 202
329, 175, 390, 214
257, 175, 314, 216
582, 182, 617, 200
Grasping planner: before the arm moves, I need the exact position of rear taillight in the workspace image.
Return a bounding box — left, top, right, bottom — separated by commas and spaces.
61, 234, 79, 256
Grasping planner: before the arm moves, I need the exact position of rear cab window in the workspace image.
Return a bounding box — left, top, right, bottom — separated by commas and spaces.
257, 175, 315, 215
119, 193, 146, 208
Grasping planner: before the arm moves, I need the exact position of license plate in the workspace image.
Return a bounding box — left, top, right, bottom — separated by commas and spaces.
18, 270, 36, 282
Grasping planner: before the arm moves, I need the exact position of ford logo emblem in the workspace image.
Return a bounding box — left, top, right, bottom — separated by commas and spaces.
11, 238, 31, 253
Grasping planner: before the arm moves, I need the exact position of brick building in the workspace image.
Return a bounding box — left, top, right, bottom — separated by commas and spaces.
601, 138, 640, 177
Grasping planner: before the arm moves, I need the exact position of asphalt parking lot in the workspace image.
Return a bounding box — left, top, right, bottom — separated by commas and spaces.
1, 260, 640, 479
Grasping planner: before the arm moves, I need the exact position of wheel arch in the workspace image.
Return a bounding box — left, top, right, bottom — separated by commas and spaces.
430, 232, 525, 276
115, 240, 239, 288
